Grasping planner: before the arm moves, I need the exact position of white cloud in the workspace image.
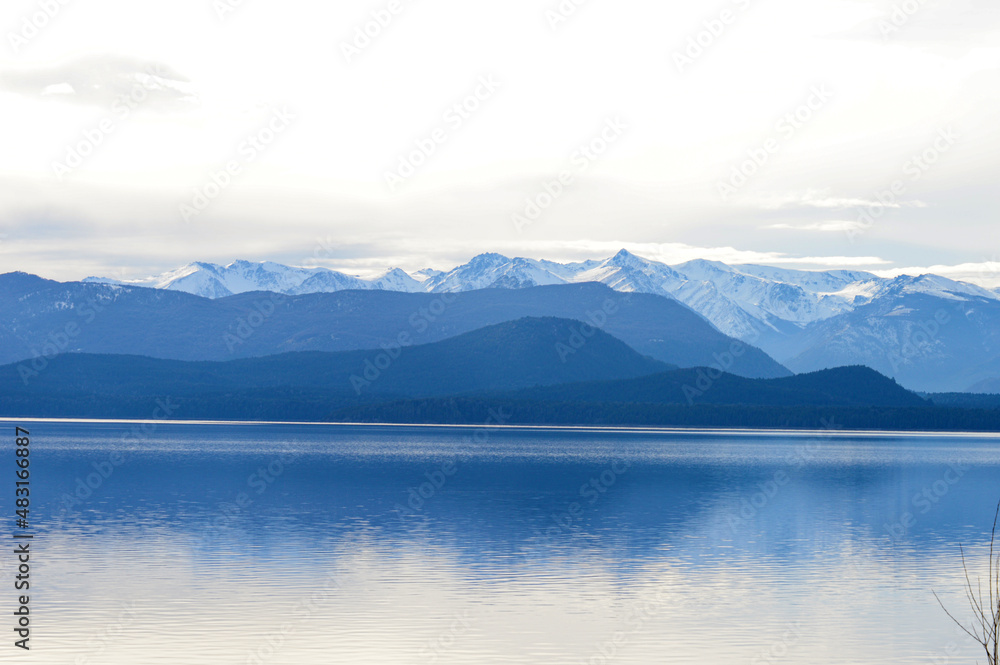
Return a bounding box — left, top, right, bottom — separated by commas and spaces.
0, 54, 197, 110
0, 0, 995, 280
835, 0, 1000, 52
764, 220, 868, 232
497, 240, 891, 269
754, 190, 928, 210
875, 261, 1000, 289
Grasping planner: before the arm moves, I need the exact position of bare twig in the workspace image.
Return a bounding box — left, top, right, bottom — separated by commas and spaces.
936, 499, 1000, 665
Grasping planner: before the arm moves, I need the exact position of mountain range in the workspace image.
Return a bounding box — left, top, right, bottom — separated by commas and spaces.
5, 316, 976, 430
79, 250, 1000, 392
0, 275, 788, 378
0, 317, 669, 401
4, 260, 1000, 427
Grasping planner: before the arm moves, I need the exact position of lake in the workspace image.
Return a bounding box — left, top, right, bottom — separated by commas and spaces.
4, 419, 1000, 664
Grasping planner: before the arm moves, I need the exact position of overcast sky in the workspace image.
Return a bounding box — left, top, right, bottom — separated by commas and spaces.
1, 0, 998, 284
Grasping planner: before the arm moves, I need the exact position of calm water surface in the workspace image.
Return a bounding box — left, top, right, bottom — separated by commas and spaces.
2, 420, 999, 664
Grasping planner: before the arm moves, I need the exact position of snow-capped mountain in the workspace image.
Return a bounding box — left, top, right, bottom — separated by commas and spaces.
88, 251, 1000, 343
44, 249, 1000, 391
84, 260, 426, 299
370, 268, 425, 293
421, 253, 568, 292
780, 278, 1000, 392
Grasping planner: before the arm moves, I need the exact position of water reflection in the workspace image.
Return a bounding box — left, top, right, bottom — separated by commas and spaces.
11, 421, 1000, 664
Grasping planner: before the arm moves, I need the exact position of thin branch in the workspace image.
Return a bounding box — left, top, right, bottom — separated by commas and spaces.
934, 590, 982, 643
935, 499, 1000, 665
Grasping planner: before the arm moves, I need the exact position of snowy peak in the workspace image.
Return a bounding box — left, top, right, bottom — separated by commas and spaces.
837, 273, 1000, 305
732, 265, 877, 293
82, 253, 1000, 349
603, 249, 676, 278
424, 253, 567, 292
468, 252, 511, 268
92, 260, 379, 299
674, 258, 729, 274
573, 250, 681, 298
609, 248, 641, 266
889, 274, 998, 301
370, 268, 424, 292
413, 268, 444, 281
